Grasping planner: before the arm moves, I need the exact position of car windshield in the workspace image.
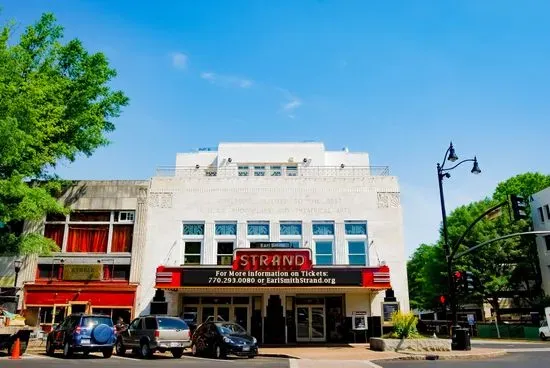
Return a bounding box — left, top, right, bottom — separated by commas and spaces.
216, 323, 246, 335
82, 316, 113, 328
157, 317, 189, 330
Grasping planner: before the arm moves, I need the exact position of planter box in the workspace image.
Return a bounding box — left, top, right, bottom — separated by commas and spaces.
369, 337, 452, 352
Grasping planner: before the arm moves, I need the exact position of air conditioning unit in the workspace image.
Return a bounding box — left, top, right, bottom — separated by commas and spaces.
118, 211, 135, 223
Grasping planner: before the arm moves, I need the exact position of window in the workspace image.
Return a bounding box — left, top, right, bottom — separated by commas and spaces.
546, 205, 550, 220
44, 224, 64, 248
104, 265, 131, 280
247, 222, 269, 236
545, 236, 550, 252
111, 225, 133, 252
217, 242, 234, 265
280, 223, 302, 236
215, 223, 237, 236
539, 207, 545, 222
345, 222, 367, 235
158, 317, 188, 330
313, 222, 334, 236
287, 165, 298, 176
183, 223, 204, 236
315, 241, 333, 265
184, 242, 202, 264
348, 241, 367, 265
271, 166, 282, 176
238, 166, 249, 176
280, 222, 302, 248
66, 224, 109, 252
144, 317, 157, 330
37, 264, 61, 280
254, 166, 265, 176
44, 210, 135, 253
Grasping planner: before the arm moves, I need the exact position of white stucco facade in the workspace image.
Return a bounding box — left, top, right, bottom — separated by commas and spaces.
531, 187, 550, 296
138, 142, 409, 314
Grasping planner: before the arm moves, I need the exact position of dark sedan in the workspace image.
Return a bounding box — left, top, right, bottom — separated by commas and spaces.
191, 321, 258, 359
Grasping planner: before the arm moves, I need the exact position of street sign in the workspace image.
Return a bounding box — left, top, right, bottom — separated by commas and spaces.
467, 314, 475, 326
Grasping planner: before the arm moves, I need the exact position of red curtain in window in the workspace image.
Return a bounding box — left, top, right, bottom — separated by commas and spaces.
66, 225, 109, 252
111, 225, 133, 252
44, 224, 64, 247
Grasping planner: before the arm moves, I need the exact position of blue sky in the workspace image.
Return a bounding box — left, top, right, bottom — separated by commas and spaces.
3, 0, 550, 256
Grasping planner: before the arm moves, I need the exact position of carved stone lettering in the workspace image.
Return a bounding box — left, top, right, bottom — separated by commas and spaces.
377, 192, 400, 208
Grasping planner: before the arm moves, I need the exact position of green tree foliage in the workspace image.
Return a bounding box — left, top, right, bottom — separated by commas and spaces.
0, 13, 128, 254
408, 172, 550, 320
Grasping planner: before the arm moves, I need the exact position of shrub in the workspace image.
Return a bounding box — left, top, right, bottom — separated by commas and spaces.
389, 311, 420, 339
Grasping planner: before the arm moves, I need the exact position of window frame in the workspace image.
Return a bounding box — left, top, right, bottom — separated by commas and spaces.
216, 241, 235, 266
44, 210, 136, 254
183, 241, 203, 265
182, 221, 205, 265
280, 221, 302, 249
247, 221, 270, 240
345, 221, 368, 266
538, 207, 545, 222
347, 240, 367, 266
312, 221, 335, 265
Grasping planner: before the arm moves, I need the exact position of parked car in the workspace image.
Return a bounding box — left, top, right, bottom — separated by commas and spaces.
45, 314, 116, 358
115, 315, 191, 358
540, 320, 550, 341
191, 321, 258, 359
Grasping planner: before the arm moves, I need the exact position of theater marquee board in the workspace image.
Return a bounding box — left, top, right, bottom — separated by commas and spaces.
155, 248, 392, 289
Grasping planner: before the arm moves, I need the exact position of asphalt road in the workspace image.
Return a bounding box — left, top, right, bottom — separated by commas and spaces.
378, 351, 550, 367
0, 352, 290, 368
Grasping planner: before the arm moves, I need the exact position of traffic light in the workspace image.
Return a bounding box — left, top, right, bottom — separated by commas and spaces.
462, 271, 475, 293
510, 194, 528, 220
454, 270, 475, 294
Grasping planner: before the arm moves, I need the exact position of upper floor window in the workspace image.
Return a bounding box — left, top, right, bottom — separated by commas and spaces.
183, 223, 204, 236
44, 210, 135, 253
315, 241, 333, 265
280, 222, 302, 236
248, 222, 269, 237
215, 223, 237, 236
286, 166, 298, 176
538, 207, 545, 222
545, 236, 550, 252
345, 222, 367, 235
254, 166, 266, 176
312, 222, 334, 236
348, 241, 367, 266
270, 166, 282, 176
545, 205, 550, 221
238, 166, 249, 176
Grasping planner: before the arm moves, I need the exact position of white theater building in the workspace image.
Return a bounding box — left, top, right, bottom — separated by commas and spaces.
138, 142, 409, 343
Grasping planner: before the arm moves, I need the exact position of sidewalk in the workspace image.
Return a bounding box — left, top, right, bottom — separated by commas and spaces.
258, 344, 507, 361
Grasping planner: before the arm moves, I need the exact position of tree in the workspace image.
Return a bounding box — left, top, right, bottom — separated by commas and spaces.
0, 13, 128, 254
407, 172, 550, 321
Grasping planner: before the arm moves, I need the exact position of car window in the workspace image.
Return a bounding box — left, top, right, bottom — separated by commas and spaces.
157, 317, 188, 330
216, 323, 246, 335
129, 318, 142, 330
144, 317, 157, 330
543, 320, 548, 327
82, 316, 113, 328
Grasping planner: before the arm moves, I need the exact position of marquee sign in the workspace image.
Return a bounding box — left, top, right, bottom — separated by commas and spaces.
181, 267, 362, 287
232, 248, 312, 271
155, 248, 392, 289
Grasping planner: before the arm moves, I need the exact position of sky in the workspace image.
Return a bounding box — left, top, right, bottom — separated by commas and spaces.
2, 0, 550, 257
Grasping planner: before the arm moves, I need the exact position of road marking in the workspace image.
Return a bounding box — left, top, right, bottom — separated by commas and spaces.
289, 359, 299, 368
363, 361, 383, 368
506, 348, 550, 352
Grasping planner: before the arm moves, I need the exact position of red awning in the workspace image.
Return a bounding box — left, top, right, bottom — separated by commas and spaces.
24, 283, 137, 307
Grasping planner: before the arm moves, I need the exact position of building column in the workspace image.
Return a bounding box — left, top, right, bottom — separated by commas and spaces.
129, 187, 148, 283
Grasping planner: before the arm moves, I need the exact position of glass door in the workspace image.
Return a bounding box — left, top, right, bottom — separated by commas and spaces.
233, 306, 249, 332
295, 305, 326, 342
200, 306, 230, 323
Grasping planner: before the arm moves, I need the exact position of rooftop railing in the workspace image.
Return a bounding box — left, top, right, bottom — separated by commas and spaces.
155, 165, 390, 177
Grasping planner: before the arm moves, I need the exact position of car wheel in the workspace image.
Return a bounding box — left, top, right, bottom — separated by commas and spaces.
541, 332, 548, 341
140, 342, 153, 359
191, 344, 199, 356
102, 348, 113, 358
248, 355, 255, 359
82, 351, 90, 357
46, 338, 55, 356
171, 348, 183, 358
214, 344, 226, 359
115, 339, 126, 356
62, 341, 72, 358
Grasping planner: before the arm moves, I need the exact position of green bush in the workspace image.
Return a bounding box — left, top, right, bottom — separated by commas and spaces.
389, 311, 420, 339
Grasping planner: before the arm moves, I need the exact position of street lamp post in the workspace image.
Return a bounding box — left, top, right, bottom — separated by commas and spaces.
13, 259, 22, 311
436, 142, 481, 339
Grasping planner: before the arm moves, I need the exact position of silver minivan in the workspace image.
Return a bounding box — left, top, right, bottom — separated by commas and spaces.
115, 315, 191, 358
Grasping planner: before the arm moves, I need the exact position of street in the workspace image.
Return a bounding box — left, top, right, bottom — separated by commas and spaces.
0, 352, 290, 368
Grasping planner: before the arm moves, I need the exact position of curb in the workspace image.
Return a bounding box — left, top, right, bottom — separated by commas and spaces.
374, 349, 507, 361
259, 353, 299, 359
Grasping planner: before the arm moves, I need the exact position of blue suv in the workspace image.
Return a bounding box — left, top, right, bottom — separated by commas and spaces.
46, 314, 116, 358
